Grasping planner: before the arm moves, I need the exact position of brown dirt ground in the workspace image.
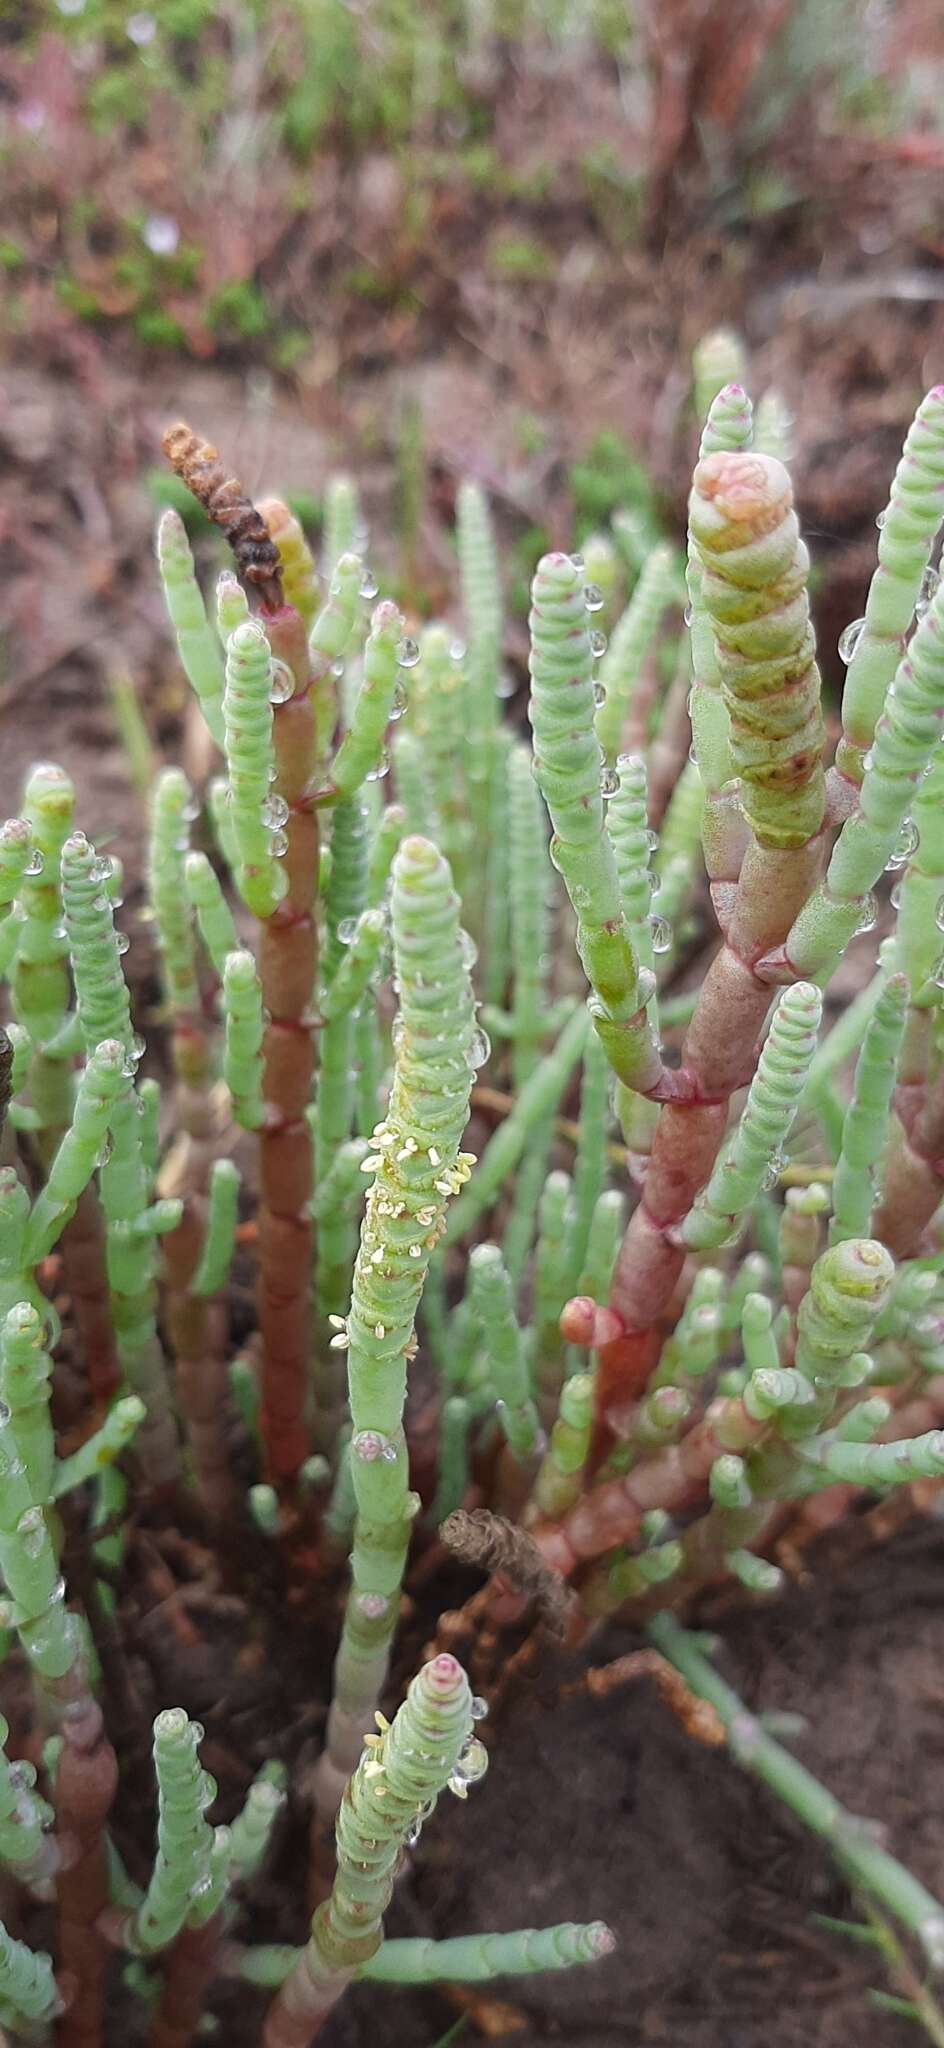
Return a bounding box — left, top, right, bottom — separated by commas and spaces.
49, 1515, 943, 2048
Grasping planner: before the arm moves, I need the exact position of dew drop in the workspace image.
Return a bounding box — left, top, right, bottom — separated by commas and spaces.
683, 602, 694, 627
468, 1028, 491, 1069
862, 749, 875, 773
449, 637, 466, 662
262, 794, 289, 830
366, 748, 390, 782
890, 880, 903, 909
584, 582, 605, 613
601, 767, 619, 797
688, 744, 699, 765
646, 828, 659, 853
269, 660, 294, 705
649, 914, 672, 954
761, 1150, 785, 1191
269, 829, 289, 857
838, 617, 866, 664
570, 552, 585, 571
337, 917, 358, 945
854, 891, 878, 935
886, 817, 919, 870
330, 659, 345, 679
451, 1739, 489, 1785
397, 637, 420, 669
916, 564, 940, 618
23, 850, 44, 877
389, 683, 408, 721
405, 1819, 422, 1848
935, 894, 944, 933
116, 932, 130, 956
875, 508, 887, 530
89, 857, 112, 885
589, 629, 607, 658
359, 569, 379, 600
470, 1694, 488, 1720
934, 957, 944, 991
592, 681, 607, 708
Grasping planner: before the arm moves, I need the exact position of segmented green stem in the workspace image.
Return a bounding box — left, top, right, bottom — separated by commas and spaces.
229, 1767, 286, 1885
693, 330, 748, 429
0, 1917, 58, 2027
528, 553, 663, 1094
689, 450, 825, 851
783, 568, 944, 980
312, 1138, 368, 1322
222, 620, 287, 919
467, 1245, 542, 1462
328, 602, 403, 799
260, 498, 319, 631
594, 545, 676, 764
507, 740, 551, 1084
268, 1656, 478, 2048
149, 768, 200, 1024
529, 1372, 594, 1518
830, 975, 907, 1244
157, 509, 226, 747
247, 1920, 613, 1990
124, 1709, 219, 1954
317, 840, 475, 1813
222, 952, 265, 1130
408, 626, 469, 890
457, 480, 501, 796
683, 983, 822, 1250
0, 1710, 57, 1893
835, 387, 944, 786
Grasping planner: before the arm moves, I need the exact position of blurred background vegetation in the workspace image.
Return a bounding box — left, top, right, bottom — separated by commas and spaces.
2, 0, 944, 836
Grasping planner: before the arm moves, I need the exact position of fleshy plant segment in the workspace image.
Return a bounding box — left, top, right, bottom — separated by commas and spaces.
1, 372, 944, 2042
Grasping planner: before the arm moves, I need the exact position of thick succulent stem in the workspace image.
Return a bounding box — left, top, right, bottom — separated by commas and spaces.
268, 1655, 478, 2047
833, 387, 944, 790
314, 840, 475, 1821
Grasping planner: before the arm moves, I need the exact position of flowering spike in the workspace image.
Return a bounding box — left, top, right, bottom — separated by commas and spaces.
269, 1656, 476, 2046
317, 839, 476, 1814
